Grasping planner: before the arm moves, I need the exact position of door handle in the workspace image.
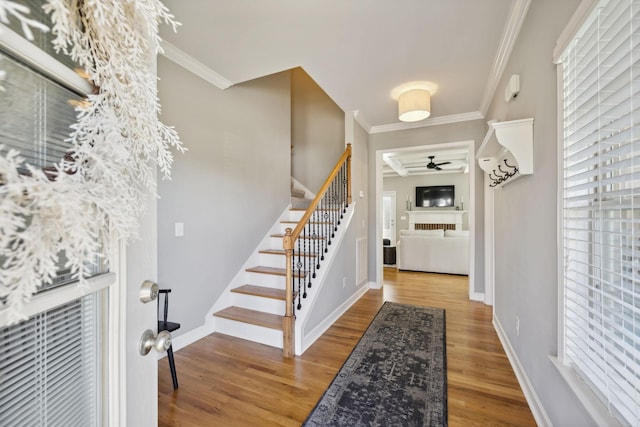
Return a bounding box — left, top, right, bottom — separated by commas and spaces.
139, 329, 172, 355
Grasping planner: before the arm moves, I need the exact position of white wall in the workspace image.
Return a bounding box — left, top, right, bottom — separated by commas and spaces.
383, 173, 470, 243
291, 68, 345, 192
367, 120, 486, 293
484, 0, 595, 425
157, 57, 291, 336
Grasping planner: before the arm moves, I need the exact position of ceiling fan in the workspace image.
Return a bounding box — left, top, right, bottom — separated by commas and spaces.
426, 155, 451, 171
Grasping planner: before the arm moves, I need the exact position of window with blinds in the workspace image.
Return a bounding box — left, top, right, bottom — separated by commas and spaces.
560, 0, 639, 425
0, 294, 100, 426
0, 50, 106, 291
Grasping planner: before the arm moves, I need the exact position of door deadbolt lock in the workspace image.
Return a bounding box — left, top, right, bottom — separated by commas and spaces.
139, 329, 172, 355
139, 280, 159, 303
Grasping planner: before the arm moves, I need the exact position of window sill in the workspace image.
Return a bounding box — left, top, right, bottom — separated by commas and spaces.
549, 356, 623, 427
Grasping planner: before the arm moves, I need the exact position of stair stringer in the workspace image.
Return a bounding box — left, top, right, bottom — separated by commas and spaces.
205, 205, 295, 331
293, 203, 356, 355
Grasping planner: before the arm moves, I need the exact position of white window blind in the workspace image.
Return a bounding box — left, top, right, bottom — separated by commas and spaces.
0, 294, 100, 427
560, 0, 640, 425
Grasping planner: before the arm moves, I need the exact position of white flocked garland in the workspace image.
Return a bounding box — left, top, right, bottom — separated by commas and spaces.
0, 0, 184, 324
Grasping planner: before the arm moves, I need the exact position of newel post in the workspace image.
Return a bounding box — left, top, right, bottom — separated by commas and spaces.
346, 143, 352, 205
282, 227, 295, 358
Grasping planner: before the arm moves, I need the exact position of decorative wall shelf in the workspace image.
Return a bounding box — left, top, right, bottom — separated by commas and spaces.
476, 118, 534, 188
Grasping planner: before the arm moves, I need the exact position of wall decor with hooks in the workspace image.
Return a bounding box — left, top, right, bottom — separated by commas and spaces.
476, 118, 534, 188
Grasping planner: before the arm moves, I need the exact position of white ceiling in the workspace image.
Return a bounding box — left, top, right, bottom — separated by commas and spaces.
160, 0, 526, 133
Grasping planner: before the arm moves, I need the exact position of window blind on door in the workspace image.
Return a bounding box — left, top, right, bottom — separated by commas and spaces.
0, 294, 100, 427
560, 0, 639, 425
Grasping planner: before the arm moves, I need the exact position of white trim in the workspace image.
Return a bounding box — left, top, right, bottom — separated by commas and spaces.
159, 41, 233, 89
157, 323, 215, 359
555, 64, 566, 363
550, 357, 623, 427
478, 0, 532, 115
369, 111, 484, 134
300, 282, 370, 354
367, 280, 382, 290
0, 272, 116, 326
353, 110, 372, 133
493, 316, 552, 427
109, 240, 127, 427
0, 23, 92, 94
469, 292, 485, 302
552, 0, 599, 64
483, 174, 495, 306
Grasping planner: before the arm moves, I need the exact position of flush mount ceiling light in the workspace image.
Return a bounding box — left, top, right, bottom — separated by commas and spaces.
391, 81, 438, 123
398, 89, 431, 122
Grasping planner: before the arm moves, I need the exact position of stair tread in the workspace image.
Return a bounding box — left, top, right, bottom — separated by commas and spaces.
213, 307, 282, 330
246, 266, 307, 278
232, 285, 287, 300
259, 249, 316, 257
270, 233, 327, 240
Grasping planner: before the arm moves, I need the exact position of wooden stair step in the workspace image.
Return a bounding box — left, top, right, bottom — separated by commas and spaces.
231, 285, 288, 300
270, 233, 327, 240
246, 266, 307, 278
259, 249, 316, 257
213, 306, 282, 330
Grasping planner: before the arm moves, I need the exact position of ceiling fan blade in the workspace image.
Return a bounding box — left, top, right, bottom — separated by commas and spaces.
436, 161, 451, 166
435, 166, 442, 171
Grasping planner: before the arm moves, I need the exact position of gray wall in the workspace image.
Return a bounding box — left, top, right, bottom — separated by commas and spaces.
157, 57, 291, 336
383, 173, 470, 243
485, 0, 594, 425
367, 120, 486, 293
291, 68, 345, 192
304, 116, 369, 333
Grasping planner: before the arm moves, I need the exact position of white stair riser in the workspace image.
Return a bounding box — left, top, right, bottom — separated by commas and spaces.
231, 293, 286, 315
258, 253, 287, 269
287, 210, 305, 222
270, 236, 284, 248
245, 272, 286, 288
214, 317, 283, 349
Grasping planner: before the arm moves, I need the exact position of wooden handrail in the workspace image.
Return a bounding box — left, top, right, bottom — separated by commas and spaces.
282, 143, 351, 357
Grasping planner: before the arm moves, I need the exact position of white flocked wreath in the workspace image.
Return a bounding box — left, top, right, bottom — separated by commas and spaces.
0, 0, 184, 324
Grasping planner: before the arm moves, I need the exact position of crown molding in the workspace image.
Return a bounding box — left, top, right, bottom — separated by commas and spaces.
353, 110, 372, 133
160, 41, 233, 90
369, 111, 484, 134
478, 0, 531, 116
552, 0, 598, 64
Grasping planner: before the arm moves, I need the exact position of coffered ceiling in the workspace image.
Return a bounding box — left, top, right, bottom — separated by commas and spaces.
160, 1, 530, 133
383, 147, 470, 177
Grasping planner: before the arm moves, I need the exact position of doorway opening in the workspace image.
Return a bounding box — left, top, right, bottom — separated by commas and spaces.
374, 140, 477, 300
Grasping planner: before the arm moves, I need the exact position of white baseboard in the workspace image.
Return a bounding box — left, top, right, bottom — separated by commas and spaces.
157, 323, 214, 360
493, 316, 551, 427
300, 283, 370, 354
368, 280, 382, 290
470, 291, 485, 302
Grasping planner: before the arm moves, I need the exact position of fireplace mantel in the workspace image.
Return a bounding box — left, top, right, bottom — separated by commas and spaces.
406, 210, 467, 230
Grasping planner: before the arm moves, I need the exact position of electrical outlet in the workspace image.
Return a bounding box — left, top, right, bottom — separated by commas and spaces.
516, 316, 520, 336
343, 277, 346, 288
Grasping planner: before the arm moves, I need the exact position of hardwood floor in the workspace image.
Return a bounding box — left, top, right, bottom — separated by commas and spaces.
158, 268, 536, 426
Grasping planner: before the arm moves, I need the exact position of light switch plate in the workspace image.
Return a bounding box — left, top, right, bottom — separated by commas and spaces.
175, 222, 184, 237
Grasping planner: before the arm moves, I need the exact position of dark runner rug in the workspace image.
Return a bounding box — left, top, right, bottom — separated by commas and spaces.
303, 302, 447, 427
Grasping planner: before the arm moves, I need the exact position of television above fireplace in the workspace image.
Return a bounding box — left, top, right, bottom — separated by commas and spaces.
415, 185, 455, 208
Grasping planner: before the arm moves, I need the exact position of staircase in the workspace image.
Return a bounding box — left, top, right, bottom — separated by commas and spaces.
211, 144, 352, 356
212, 208, 310, 348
